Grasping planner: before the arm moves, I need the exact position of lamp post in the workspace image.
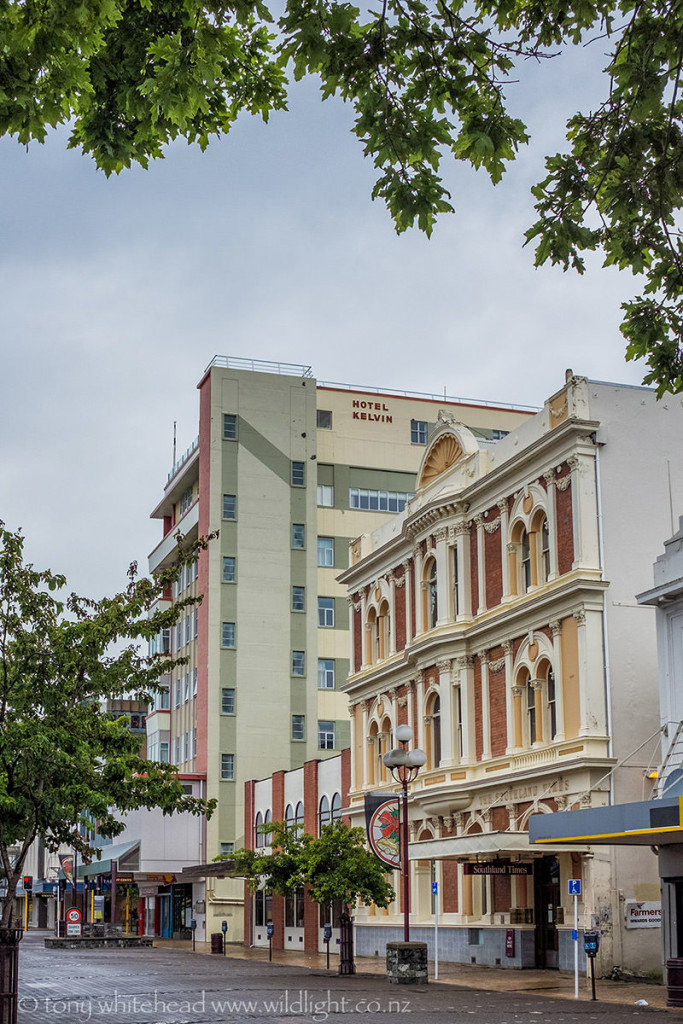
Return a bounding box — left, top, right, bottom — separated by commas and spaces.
383, 724, 426, 942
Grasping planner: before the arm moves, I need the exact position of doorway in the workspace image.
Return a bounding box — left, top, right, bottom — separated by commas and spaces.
534, 856, 560, 968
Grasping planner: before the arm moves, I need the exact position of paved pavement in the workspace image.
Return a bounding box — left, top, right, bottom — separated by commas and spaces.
15, 931, 678, 1024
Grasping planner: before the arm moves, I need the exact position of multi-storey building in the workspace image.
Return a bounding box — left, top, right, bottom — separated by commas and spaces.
145, 356, 533, 941
340, 373, 683, 973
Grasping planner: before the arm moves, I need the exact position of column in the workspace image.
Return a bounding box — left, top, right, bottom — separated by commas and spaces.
434, 527, 450, 626
498, 498, 511, 598
543, 469, 559, 580
403, 559, 413, 646
360, 701, 370, 789
454, 520, 471, 619
457, 655, 475, 764
511, 686, 524, 748
413, 546, 424, 634
549, 619, 565, 740
437, 659, 454, 766
405, 680, 415, 739
360, 588, 369, 669
503, 639, 515, 752
475, 514, 486, 613
568, 451, 600, 571
388, 573, 397, 656
576, 608, 608, 736
480, 651, 491, 759
416, 669, 426, 753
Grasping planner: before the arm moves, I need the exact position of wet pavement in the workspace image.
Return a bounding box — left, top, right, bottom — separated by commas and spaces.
15, 931, 678, 1023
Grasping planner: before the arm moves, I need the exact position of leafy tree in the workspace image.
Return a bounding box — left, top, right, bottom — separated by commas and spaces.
232, 819, 394, 957
0, 522, 216, 938
0, 1, 681, 392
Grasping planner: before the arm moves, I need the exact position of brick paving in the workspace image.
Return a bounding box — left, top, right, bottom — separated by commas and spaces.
15, 931, 676, 1024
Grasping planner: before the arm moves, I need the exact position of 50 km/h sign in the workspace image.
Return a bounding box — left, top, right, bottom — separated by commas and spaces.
66, 908, 82, 924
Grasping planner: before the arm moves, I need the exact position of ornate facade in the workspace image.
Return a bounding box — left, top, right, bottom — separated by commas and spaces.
340, 374, 683, 973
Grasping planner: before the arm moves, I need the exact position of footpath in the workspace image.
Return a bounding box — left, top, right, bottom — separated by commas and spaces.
157, 937, 676, 1011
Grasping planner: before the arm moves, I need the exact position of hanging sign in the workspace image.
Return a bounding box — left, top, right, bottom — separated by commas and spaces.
463, 862, 533, 876
59, 854, 74, 882
364, 795, 401, 869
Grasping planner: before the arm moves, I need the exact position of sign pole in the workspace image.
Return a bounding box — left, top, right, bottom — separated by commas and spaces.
432, 880, 439, 980
568, 879, 581, 999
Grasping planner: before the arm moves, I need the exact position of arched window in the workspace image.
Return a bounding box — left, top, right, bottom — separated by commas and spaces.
526, 678, 537, 745
319, 795, 331, 831
285, 803, 294, 828
428, 560, 438, 628
378, 599, 391, 659
254, 810, 263, 848
367, 607, 377, 664
264, 809, 272, 845
427, 693, 441, 768
331, 793, 342, 820
540, 517, 551, 583
547, 666, 557, 739
295, 801, 304, 827
521, 530, 531, 591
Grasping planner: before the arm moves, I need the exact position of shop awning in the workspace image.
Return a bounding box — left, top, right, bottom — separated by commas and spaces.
177, 860, 236, 882
529, 796, 683, 847
74, 841, 140, 878
409, 830, 588, 861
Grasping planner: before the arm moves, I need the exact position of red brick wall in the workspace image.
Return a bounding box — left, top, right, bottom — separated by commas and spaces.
488, 663, 507, 758
493, 874, 512, 913
341, 748, 351, 826
470, 528, 479, 615
397, 685, 409, 728
303, 760, 319, 837
243, 780, 255, 947
556, 468, 574, 573
491, 806, 509, 831
353, 604, 362, 672
474, 657, 483, 761
443, 861, 459, 913
484, 513, 503, 608
272, 771, 285, 823
410, 561, 416, 638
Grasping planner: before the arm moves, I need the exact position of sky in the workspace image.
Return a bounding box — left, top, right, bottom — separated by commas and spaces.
0, 35, 648, 601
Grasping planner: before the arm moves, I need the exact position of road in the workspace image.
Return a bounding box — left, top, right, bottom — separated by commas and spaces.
17, 934, 667, 1024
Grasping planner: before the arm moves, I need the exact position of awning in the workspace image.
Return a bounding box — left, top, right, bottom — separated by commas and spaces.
409, 830, 589, 861
177, 860, 236, 882
74, 841, 141, 878
529, 796, 683, 848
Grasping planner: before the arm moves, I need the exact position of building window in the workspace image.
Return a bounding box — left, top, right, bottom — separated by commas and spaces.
317, 536, 334, 567
285, 804, 295, 827
193, 667, 197, 696
452, 547, 460, 618
159, 741, 169, 763
223, 414, 237, 440
319, 795, 331, 829
540, 517, 551, 583
291, 461, 305, 487
292, 714, 305, 740
349, 487, 412, 513
292, 650, 305, 675
174, 680, 182, 708
221, 753, 235, 780
428, 694, 441, 768
254, 810, 263, 847
223, 494, 236, 520
318, 720, 335, 750
318, 659, 335, 689
521, 530, 532, 591
317, 409, 332, 429
411, 419, 428, 445
292, 586, 305, 612
292, 523, 305, 548
317, 484, 334, 507
222, 622, 235, 648
179, 484, 194, 517
455, 687, 463, 760
331, 792, 342, 820
527, 679, 537, 745
184, 673, 191, 703
492, 429, 508, 440
222, 556, 236, 583
220, 842, 234, 856
318, 597, 334, 627
547, 667, 557, 739
222, 688, 235, 714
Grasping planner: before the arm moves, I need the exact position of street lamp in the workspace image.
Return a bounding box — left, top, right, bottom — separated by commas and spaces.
383, 724, 426, 941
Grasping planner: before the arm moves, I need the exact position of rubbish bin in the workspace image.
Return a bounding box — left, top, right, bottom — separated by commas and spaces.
211, 933, 224, 955
667, 959, 683, 1006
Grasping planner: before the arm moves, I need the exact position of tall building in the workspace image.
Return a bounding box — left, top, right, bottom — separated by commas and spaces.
340, 373, 683, 973
146, 356, 534, 940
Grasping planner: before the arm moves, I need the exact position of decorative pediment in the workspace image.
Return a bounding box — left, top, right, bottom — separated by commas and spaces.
417, 420, 480, 488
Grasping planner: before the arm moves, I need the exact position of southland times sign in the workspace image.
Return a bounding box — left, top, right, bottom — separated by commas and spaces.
463, 862, 533, 876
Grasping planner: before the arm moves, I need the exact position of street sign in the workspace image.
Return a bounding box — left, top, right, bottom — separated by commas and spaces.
568, 879, 582, 896
431, 882, 438, 894
66, 908, 82, 924
66, 922, 82, 937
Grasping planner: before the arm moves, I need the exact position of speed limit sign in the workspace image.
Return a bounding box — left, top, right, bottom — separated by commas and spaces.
66, 908, 82, 924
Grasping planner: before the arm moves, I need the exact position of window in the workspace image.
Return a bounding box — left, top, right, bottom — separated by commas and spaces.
223, 414, 237, 440
349, 487, 412, 512
319, 795, 331, 829
292, 586, 305, 612
318, 597, 334, 627
317, 409, 332, 429
285, 886, 305, 928
317, 484, 334, 507
547, 668, 557, 739
174, 680, 182, 708
285, 804, 295, 827
317, 536, 334, 567
185, 614, 191, 646
428, 694, 441, 768
156, 686, 170, 711
223, 494, 236, 520
292, 714, 305, 740
254, 810, 263, 847
318, 659, 335, 689
174, 737, 181, 763
295, 801, 304, 826
175, 622, 183, 650
291, 461, 305, 487
222, 687, 235, 714
183, 732, 190, 761
183, 673, 190, 703
292, 650, 305, 675
527, 679, 537, 745
411, 419, 428, 445
179, 484, 194, 516
222, 556, 236, 583
455, 687, 463, 760
453, 547, 460, 618
193, 608, 198, 637
318, 720, 335, 750
331, 792, 342, 820
492, 429, 508, 440
427, 559, 438, 628
220, 842, 234, 856
159, 741, 169, 763
540, 517, 551, 583
292, 523, 305, 548
193, 666, 197, 696
221, 753, 235, 780
521, 530, 532, 591
222, 622, 235, 648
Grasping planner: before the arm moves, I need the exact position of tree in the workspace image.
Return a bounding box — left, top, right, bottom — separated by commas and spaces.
232, 819, 394, 968
0, 522, 216, 939
0, 1, 681, 393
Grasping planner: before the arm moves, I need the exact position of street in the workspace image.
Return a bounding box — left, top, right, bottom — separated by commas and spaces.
16, 934, 670, 1024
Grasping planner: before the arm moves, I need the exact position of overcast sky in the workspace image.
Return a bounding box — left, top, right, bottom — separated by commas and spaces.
0, 39, 648, 600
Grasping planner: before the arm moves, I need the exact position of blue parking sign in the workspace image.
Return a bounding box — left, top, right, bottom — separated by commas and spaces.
431, 882, 438, 894
568, 879, 581, 896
